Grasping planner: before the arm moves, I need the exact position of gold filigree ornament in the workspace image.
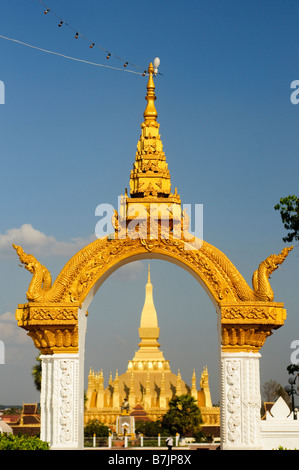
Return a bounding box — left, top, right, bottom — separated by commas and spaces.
15, 303, 79, 354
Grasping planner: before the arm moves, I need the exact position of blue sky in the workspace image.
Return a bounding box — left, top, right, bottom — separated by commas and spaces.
0, 0, 298, 406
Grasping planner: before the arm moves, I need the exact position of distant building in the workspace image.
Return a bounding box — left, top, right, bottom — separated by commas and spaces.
10, 403, 40, 436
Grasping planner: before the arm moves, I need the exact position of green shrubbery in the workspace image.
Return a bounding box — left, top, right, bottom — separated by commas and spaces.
84, 419, 110, 437
0, 433, 50, 450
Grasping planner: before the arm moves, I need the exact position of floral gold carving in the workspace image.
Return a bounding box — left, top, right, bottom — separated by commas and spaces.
13, 238, 292, 308
14, 237, 291, 354
220, 303, 286, 352
15, 304, 79, 354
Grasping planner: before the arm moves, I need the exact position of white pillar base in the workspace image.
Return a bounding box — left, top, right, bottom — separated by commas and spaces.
40, 353, 83, 449
220, 351, 262, 450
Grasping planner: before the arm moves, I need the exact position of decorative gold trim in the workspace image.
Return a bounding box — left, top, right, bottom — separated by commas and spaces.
13, 238, 292, 308
15, 304, 79, 354
220, 302, 286, 352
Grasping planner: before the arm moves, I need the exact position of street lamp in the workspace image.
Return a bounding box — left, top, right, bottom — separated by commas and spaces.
284, 374, 299, 420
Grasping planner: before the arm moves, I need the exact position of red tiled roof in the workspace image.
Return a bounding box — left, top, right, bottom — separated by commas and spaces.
130, 404, 152, 422
23, 404, 38, 415
23, 415, 40, 424
1, 415, 21, 424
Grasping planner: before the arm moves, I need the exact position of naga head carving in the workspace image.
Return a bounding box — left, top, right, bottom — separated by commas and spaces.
263, 246, 293, 277
13, 244, 37, 273
13, 244, 52, 300
252, 246, 293, 301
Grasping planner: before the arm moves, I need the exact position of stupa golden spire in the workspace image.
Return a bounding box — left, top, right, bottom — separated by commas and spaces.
130, 64, 170, 198
143, 62, 158, 123
128, 62, 181, 202
139, 263, 159, 331
127, 263, 170, 372
114, 62, 182, 239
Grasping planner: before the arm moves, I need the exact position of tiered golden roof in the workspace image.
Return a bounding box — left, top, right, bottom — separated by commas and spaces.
115, 63, 182, 239
129, 63, 176, 200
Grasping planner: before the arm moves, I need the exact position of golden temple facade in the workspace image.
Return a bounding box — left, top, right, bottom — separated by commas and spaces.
85, 264, 220, 431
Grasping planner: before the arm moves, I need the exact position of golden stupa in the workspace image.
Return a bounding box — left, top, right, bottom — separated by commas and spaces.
85, 264, 220, 430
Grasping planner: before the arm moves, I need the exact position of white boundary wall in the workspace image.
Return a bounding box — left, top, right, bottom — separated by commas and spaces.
261, 397, 299, 450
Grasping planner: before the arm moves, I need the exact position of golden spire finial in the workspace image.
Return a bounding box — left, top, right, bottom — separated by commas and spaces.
140, 264, 158, 330
147, 262, 151, 284
143, 63, 157, 122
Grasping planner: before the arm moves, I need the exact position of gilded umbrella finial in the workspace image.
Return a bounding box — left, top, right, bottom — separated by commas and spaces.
143, 63, 157, 122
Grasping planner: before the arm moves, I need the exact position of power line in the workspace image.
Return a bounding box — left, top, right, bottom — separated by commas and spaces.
34, 0, 149, 74
0, 33, 146, 75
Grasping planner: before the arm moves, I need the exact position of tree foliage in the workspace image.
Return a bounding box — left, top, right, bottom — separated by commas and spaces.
32, 356, 42, 392
161, 394, 202, 436
0, 434, 49, 450
84, 419, 110, 437
135, 419, 167, 436
261, 380, 290, 407
1, 407, 21, 415
287, 364, 299, 375
261, 380, 282, 402
274, 195, 299, 243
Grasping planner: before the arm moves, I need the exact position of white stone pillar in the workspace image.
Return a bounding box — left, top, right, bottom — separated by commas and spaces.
220, 351, 262, 450
39, 306, 87, 449
40, 353, 82, 449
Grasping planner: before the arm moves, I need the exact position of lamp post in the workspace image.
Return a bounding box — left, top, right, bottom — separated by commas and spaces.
284, 374, 299, 420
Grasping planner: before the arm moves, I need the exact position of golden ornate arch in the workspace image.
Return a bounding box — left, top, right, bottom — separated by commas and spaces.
14, 63, 292, 357
13, 233, 292, 355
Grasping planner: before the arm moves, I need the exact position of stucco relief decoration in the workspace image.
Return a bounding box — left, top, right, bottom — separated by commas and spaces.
59, 360, 73, 444
226, 360, 241, 443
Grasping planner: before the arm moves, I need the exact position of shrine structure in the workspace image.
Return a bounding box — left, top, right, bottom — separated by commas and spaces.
85, 264, 220, 433
13, 62, 292, 449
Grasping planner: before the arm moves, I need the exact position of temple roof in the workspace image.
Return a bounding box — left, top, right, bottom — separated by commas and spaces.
105, 266, 191, 399
125, 62, 180, 209
111, 369, 190, 401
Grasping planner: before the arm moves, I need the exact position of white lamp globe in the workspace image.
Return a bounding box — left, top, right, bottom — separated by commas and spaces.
153, 57, 160, 74
154, 57, 160, 68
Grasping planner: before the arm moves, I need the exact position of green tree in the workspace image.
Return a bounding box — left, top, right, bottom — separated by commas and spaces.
261, 380, 291, 409
262, 380, 283, 402
135, 419, 167, 436
161, 394, 202, 436
84, 419, 110, 437
32, 356, 42, 392
274, 195, 299, 243
1, 407, 21, 415
287, 364, 299, 375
